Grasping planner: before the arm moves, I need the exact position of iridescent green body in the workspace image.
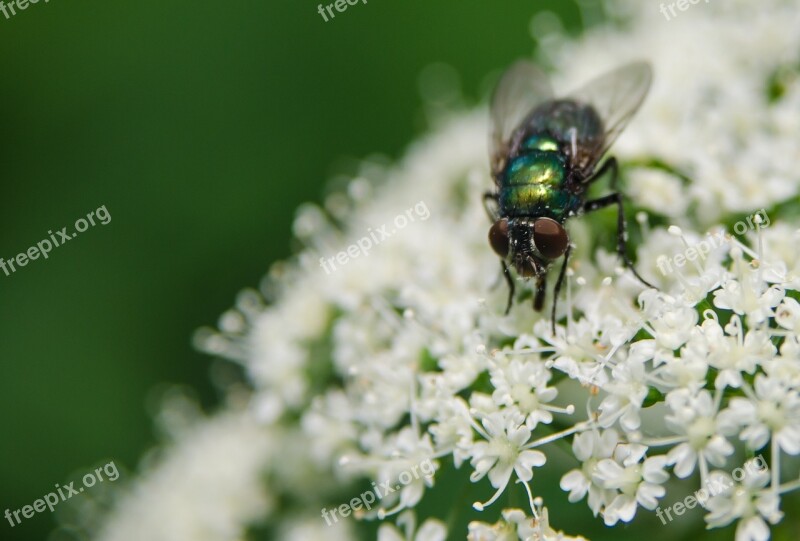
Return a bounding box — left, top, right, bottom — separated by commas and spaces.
497, 99, 605, 222
498, 134, 582, 221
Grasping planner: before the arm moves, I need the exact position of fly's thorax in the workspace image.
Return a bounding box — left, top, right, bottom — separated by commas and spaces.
520, 133, 560, 152
521, 100, 605, 172
524, 99, 604, 148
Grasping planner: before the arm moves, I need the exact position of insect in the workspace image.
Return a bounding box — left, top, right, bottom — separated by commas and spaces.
484, 60, 656, 332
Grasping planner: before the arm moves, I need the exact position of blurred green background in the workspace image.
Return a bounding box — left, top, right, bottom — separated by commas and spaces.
0, 1, 591, 539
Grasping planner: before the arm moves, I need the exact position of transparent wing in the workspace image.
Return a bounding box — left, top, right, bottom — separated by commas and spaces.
489, 61, 554, 182
565, 61, 652, 171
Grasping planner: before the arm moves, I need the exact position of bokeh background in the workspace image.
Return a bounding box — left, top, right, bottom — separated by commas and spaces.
0, 1, 590, 539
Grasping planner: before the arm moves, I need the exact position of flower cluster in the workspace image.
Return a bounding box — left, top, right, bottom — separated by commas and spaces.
93, 0, 800, 540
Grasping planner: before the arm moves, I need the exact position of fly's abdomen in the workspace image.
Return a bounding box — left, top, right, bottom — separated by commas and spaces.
499, 151, 575, 218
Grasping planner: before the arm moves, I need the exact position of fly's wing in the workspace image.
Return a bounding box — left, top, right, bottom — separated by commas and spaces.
565, 61, 652, 172
489, 61, 554, 183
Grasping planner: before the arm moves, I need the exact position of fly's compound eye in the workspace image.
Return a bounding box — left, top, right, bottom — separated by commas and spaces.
532, 217, 569, 259
488, 218, 510, 258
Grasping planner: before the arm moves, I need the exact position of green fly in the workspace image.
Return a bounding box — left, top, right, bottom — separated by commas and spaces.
484, 60, 656, 331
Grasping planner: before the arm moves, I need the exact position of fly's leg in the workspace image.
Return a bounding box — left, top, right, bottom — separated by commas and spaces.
583, 156, 619, 190
551, 244, 572, 334
533, 273, 547, 312
501, 260, 515, 314
583, 157, 654, 288
583, 192, 656, 289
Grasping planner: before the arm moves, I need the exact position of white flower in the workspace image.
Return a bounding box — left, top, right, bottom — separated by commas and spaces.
467, 516, 518, 541
467, 411, 547, 510
698, 316, 775, 389
638, 227, 727, 298
592, 443, 669, 525
535, 318, 610, 386
598, 356, 649, 431
378, 511, 447, 541
301, 391, 359, 466
489, 357, 559, 430
357, 427, 440, 517
704, 468, 783, 541
760, 224, 800, 289
665, 389, 734, 478
654, 326, 709, 391
775, 296, 800, 334
763, 335, 800, 387
712, 249, 784, 325
280, 514, 356, 541
719, 374, 800, 454
637, 289, 699, 355
95, 410, 273, 541
559, 429, 619, 516
468, 507, 587, 541
428, 396, 474, 467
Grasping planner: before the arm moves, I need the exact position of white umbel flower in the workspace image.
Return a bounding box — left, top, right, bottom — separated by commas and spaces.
559, 429, 619, 516
720, 374, 800, 454
466, 411, 547, 511
468, 506, 587, 541
95, 410, 272, 541
378, 511, 447, 541
592, 443, 668, 525
704, 467, 783, 541
665, 389, 734, 478
94, 0, 800, 539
